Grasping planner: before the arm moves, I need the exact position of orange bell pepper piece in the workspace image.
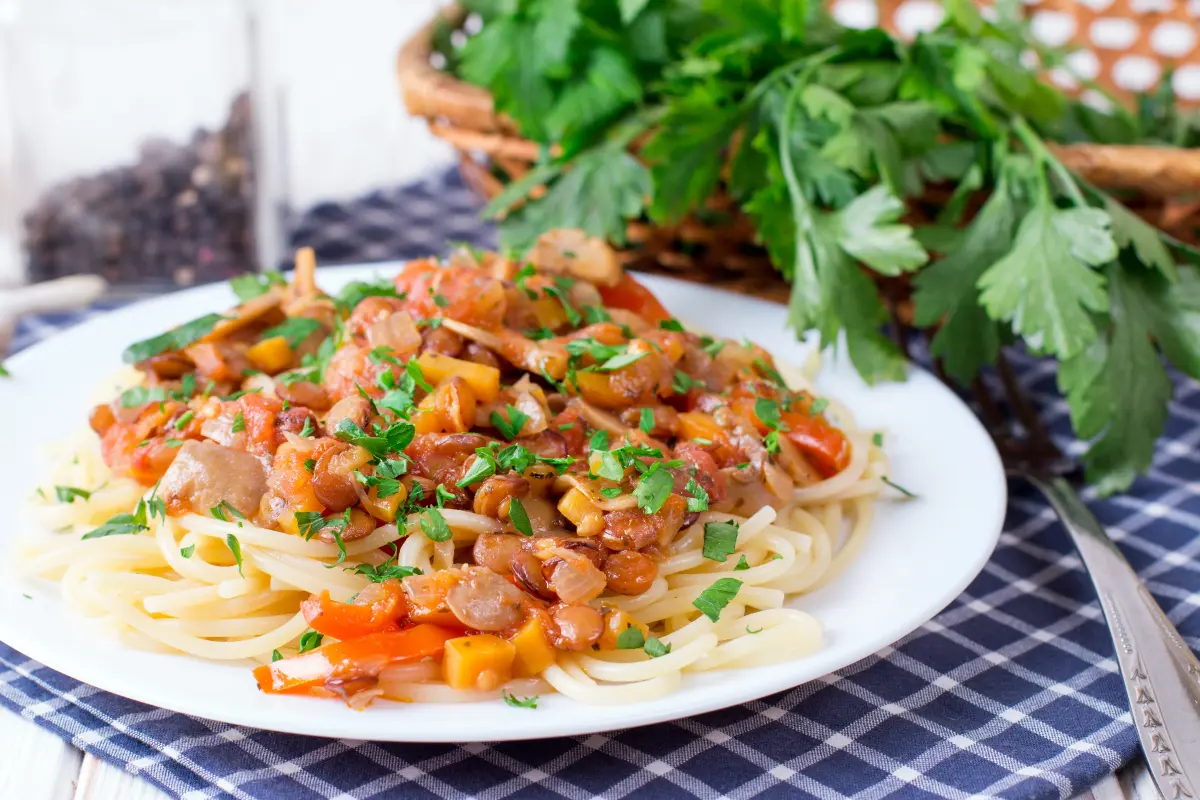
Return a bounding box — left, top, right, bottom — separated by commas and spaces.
253, 625, 457, 695
597, 273, 671, 325
301, 581, 408, 641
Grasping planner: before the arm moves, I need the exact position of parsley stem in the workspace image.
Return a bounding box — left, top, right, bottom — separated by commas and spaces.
1010, 116, 1087, 208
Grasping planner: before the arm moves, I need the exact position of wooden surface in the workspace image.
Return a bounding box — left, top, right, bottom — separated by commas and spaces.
0, 704, 1159, 800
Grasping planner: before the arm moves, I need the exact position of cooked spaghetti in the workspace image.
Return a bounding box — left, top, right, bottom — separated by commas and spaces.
21, 230, 890, 708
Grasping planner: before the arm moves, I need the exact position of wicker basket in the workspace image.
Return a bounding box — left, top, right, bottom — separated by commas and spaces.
398, 1, 1200, 299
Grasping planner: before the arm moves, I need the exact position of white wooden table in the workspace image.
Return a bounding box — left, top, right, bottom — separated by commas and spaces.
0, 704, 1160, 800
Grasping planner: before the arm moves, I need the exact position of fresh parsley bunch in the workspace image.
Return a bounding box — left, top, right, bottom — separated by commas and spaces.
447, 0, 1200, 494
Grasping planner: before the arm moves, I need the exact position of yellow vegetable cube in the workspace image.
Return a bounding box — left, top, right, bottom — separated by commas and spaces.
416, 353, 501, 403
246, 336, 293, 374
442, 635, 516, 691
509, 617, 557, 678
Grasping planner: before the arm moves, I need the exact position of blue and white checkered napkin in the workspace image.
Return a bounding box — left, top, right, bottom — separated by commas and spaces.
3, 169, 1198, 800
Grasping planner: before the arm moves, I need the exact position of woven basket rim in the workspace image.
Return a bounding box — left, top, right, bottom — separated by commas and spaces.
397, 5, 1200, 198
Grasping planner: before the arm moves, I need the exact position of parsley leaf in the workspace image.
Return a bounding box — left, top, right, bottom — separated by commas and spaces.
55, 486, 91, 504
633, 465, 674, 514
978, 203, 1113, 359
491, 404, 530, 440
692, 577, 742, 622
262, 317, 323, 349
231, 411, 246, 434
501, 689, 538, 709
420, 508, 453, 542
298, 630, 324, 653
508, 496, 534, 536
684, 477, 709, 512
616, 626, 645, 649
702, 520, 739, 562
122, 313, 225, 364
225, 534, 244, 577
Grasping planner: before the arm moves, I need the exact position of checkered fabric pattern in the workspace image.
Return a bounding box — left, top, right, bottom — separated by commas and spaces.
3, 168, 1196, 800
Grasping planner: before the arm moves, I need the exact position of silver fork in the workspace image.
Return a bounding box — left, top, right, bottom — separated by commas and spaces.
966, 354, 1200, 799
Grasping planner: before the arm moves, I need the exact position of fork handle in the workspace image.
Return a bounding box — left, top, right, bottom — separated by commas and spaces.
1029, 474, 1200, 799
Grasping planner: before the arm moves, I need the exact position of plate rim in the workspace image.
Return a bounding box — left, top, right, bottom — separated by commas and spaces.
0, 267, 1007, 741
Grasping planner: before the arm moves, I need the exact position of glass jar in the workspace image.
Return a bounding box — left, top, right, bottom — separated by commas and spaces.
0, 0, 280, 289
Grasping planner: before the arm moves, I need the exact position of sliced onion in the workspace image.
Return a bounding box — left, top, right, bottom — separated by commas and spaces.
367, 311, 422, 359
379, 658, 441, 686
571, 398, 627, 434
546, 548, 607, 604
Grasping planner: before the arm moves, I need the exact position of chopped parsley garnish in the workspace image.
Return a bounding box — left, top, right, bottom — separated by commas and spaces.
616, 626, 645, 649
420, 508, 453, 542
501, 689, 538, 709
0, 363, 9, 378
658, 319, 685, 332
599, 487, 622, 499
298, 417, 315, 437
210, 500, 246, 523
808, 397, 830, 416
746, 626, 763, 635
589, 429, 609, 452
692, 577, 742, 622
180, 544, 195, 559
406, 359, 432, 392
615, 626, 670, 657
298, 630, 324, 653
295, 511, 345, 541
754, 398, 782, 431
734, 555, 751, 571
633, 464, 674, 514
82, 485, 163, 539
514, 264, 538, 299
643, 637, 672, 658
119, 386, 167, 408
764, 431, 781, 455
457, 448, 498, 488
872, 432, 884, 447
335, 279, 399, 313
543, 284, 581, 327
491, 404, 529, 440
508, 497, 533, 536
672, 370, 704, 395
225, 534, 244, 577
303, 458, 316, 472
883, 477, 918, 498
347, 561, 423, 583
699, 336, 726, 358
229, 271, 286, 302
593, 350, 648, 372
753, 358, 788, 388
435, 484, 456, 507
638, 408, 654, 434
702, 520, 739, 562
231, 411, 246, 434
262, 317, 323, 348
271, 649, 283, 662
174, 410, 195, 431
684, 478, 709, 512
526, 327, 556, 340
431, 292, 450, 308
55, 486, 91, 504
368, 346, 401, 367
122, 313, 225, 364
220, 387, 262, 402
583, 305, 612, 324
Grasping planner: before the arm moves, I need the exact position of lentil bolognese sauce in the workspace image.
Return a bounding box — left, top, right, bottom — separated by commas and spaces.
23, 229, 891, 708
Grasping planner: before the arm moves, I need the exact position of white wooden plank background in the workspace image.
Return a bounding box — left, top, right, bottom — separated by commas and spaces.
0, 704, 1158, 800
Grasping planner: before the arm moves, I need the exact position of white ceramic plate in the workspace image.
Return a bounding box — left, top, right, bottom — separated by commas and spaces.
0, 268, 1006, 742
